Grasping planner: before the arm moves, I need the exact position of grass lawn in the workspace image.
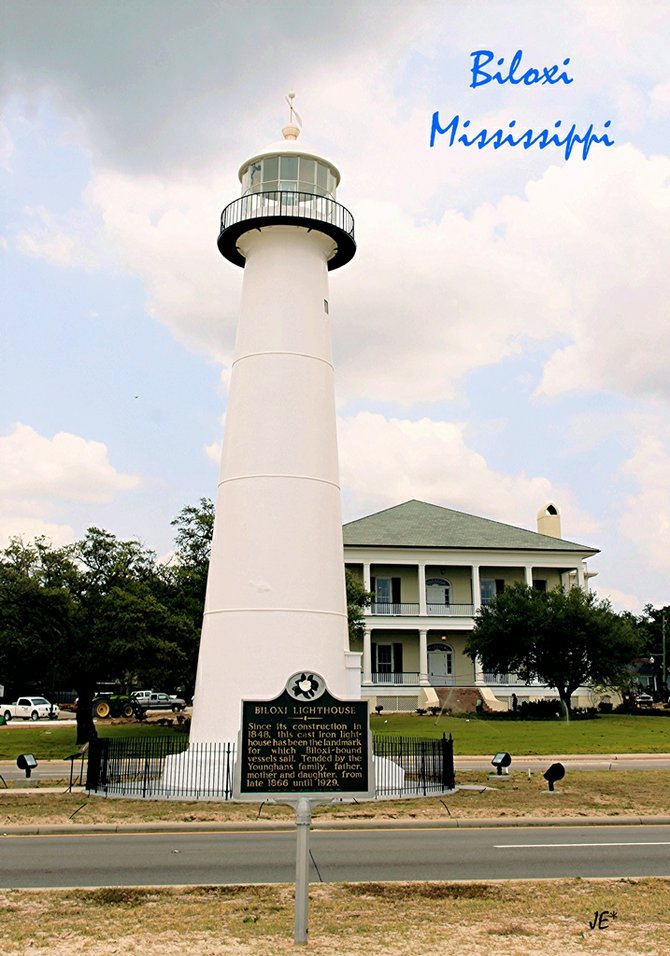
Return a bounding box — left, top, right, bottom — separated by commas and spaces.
0, 713, 668, 761
2, 879, 669, 955
372, 713, 670, 754
0, 721, 182, 760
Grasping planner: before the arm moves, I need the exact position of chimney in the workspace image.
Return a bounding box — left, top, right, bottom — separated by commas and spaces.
537, 503, 561, 538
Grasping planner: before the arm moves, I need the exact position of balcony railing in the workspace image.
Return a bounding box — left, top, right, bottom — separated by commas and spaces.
371, 602, 420, 616
484, 673, 546, 686
218, 190, 356, 270
369, 602, 475, 617
427, 604, 475, 616
371, 672, 420, 685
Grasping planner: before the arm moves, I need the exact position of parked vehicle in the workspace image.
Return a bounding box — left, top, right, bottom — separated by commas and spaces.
134, 691, 187, 712
2, 697, 59, 721
634, 692, 654, 707
91, 693, 145, 720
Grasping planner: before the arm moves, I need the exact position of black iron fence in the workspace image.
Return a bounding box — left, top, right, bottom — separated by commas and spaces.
86, 733, 454, 801
373, 734, 454, 797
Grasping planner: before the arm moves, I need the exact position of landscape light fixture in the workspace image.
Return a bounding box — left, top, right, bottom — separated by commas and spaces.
491, 752, 512, 775
543, 762, 565, 792
17, 753, 37, 779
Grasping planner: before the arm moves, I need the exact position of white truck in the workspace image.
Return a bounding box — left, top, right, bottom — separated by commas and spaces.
2, 696, 59, 721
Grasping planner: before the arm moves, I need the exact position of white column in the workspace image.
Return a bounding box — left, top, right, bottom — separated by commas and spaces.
419, 629, 429, 685
576, 564, 585, 590
524, 566, 533, 587
474, 655, 485, 685
472, 565, 481, 613
418, 564, 427, 615
362, 629, 372, 684
363, 562, 371, 613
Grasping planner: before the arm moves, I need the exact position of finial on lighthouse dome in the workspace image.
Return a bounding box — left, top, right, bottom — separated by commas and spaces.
282, 91, 301, 141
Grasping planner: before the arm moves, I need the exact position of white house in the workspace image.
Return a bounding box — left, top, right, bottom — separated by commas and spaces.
343, 499, 599, 712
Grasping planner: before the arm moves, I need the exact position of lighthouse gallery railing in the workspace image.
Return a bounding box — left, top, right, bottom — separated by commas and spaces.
220, 190, 355, 239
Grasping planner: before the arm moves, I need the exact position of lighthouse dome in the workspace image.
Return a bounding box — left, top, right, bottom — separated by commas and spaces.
238, 130, 341, 199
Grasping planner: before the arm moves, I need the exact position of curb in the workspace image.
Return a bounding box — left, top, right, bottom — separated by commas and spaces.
3, 815, 670, 837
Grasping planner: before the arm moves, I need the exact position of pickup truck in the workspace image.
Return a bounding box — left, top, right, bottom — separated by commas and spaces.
2, 696, 59, 721
132, 691, 187, 712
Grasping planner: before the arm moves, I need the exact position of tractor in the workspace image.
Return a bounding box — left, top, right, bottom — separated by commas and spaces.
91, 693, 146, 720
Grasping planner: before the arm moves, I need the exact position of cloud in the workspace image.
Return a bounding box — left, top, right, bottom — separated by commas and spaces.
0, 117, 12, 169
533, 146, 670, 401
0, 0, 419, 174
15, 205, 109, 269
619, 433, 670, 581
0, 423, 140, 502
0, 423, 140, 548
28, 142, 661, 413
337, 411, 595, 537
649, 79, 670, 118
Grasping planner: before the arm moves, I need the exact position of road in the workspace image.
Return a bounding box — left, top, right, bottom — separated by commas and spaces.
1, 825, 669, 888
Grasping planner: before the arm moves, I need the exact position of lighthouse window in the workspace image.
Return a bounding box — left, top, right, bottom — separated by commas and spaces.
298, 158, 315, 186
316, 163, 328, 193
249, 162, 262, 192
279, 156, 298, 181
263, 156, 278, 182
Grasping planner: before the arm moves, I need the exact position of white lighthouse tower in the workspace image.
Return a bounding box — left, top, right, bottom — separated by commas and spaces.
189, 101, 358, 746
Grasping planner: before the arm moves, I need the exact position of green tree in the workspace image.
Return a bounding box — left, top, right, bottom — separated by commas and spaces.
0, 529, 198, 744
465, 584, 643, 713
345, 568, 372, 643
0, 541, 72, 697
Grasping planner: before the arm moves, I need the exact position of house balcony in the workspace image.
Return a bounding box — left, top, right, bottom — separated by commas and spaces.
370, 603, 475, 617
371, 671, 421, 685
371, 602, 419, 616
484, 673, 545, 687
368, 672, 458, 687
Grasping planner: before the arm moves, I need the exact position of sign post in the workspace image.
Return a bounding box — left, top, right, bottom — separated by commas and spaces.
234, 671, 373, 944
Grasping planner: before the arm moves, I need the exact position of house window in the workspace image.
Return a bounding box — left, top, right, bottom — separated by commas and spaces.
375, 578, 392, 605
481, 579, 504, 605
533, 579, 547, 592
372, 642, 404, 678
371, 576, 401, 613
374, 644, 393, 673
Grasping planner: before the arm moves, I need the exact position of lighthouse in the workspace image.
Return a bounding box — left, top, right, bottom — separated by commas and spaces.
189, 100, 358, 745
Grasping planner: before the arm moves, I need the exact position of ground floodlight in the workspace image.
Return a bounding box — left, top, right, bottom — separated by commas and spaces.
491, 752, 512, 775
543, 762, 565, 792
17, 753, 38, 779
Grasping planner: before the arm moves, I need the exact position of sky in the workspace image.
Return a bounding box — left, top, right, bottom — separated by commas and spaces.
1, 0, 669, 613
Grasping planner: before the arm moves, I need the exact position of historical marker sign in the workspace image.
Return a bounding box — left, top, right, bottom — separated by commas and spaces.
233, 671, 373, 801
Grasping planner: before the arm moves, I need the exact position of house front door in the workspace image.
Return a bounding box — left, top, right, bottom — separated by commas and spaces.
426, 579, 450, 615
427, 643, 453, 684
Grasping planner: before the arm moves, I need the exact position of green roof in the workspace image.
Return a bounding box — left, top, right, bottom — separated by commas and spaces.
343, 500, 598, 554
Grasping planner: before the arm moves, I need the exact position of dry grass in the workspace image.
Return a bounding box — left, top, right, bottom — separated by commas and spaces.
1, 879, 669, 955
1, 770, 670, 827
